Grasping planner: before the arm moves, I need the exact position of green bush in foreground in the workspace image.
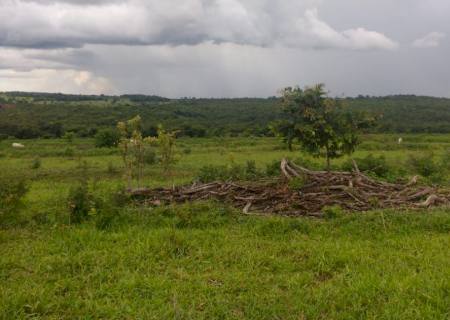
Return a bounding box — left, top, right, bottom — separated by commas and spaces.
67, 179, 92, 224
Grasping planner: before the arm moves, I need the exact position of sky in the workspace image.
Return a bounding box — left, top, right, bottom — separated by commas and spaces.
0, 0, 449, 98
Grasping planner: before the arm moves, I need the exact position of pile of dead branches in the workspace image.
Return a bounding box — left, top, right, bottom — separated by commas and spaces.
131, 159, 449, 217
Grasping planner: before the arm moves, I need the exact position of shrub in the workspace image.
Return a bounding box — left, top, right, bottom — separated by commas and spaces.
67, 180, 92, 224
265, 160, 281, 176
63, 147, 75, 157
322, 205, 344, 219
30, 157, 41, 169
176, 202, 236, 229
95, 129, 120, 148
228, 163, 245, 180
288, 176, 307, 191
106, 161, 118, 174
197, 165, 228, 182
407, 153, 441, 178
93, 199, 119, 230
439, 150, 450, 173
0, 177, 28, 225
143, 147, 157, 165
244, 160, 258, 179
63, 131, 75, 143
292, 156, 321, 170
110, 185, 131, 208
342, 154, 390, 178
197, 161, 263, 182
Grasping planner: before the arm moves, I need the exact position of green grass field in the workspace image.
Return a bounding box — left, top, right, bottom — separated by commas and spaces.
1, 135, 449, 319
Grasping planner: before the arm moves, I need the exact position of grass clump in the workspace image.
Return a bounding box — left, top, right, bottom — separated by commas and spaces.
322, 205, 345, 219
30, 157, 41, 169
106, 161, 118, 174
67, 178, 92, 224
0, 177, 28, 226
196, 160, 264, 182
143, 147, 157, 165
342, 154, 391, 178
288, 176, 307, 191
407, 152, 447, 183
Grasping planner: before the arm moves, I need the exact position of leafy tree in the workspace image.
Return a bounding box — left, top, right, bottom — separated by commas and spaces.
117, 116, 145, 189
146, 126, 177, 177
275, 84, 374, 169
94, 129, 120, 148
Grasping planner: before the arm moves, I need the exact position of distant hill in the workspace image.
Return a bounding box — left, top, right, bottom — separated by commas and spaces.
345, 95, 450, 133
1, 92, 450, 138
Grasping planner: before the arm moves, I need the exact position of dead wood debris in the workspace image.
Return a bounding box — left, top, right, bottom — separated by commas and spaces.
130, 159, 449, 217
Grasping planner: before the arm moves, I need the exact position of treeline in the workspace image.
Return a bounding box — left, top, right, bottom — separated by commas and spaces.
1, 92, 450, 139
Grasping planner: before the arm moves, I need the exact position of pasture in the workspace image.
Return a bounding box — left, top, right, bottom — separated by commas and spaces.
1, 135, 450, 319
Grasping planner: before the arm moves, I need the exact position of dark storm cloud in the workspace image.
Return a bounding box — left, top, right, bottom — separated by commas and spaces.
0, 0, 398, 50
0, 0, 449, 97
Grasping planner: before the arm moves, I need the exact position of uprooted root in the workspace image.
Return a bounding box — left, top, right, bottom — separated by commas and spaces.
130, 159, 449, 217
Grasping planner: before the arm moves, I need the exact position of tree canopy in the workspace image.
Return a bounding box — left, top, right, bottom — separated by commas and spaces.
273, 84, 375, 168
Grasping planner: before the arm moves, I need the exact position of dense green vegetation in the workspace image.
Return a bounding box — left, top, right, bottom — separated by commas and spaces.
2, 92, 450, 139
1, 86, 450, 320
1, 135, 449, 318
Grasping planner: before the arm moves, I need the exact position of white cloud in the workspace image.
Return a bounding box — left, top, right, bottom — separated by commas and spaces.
288, 9, 398, 50
413, 32, 446, 48
0, 68, 114, 94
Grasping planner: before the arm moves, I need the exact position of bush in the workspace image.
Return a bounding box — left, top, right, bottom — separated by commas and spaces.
197, 165, 228, 182
265, 160, 281, 176
106, 161, 118, 174
143, 147, 157, 165
0, 177, 28, 225
30, 157, 41, 169
407, 153, 441, 178
197, 161, 263, 182
342, 154, 390, 178
288, 176, 307, 191
439, 150, 450, 173
95, 129, 120, 148
292, 156, 321, 170
63, 131, 75, 143
151, 201, 237, 229
67, 180, 92, 224
244, 160, 258, 179
93, 198, 122, 230
63, 147, 75, 157
322, 205, 344, 219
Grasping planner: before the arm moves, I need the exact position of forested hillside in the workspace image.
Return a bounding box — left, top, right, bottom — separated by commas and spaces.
1, 92, 450, 139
